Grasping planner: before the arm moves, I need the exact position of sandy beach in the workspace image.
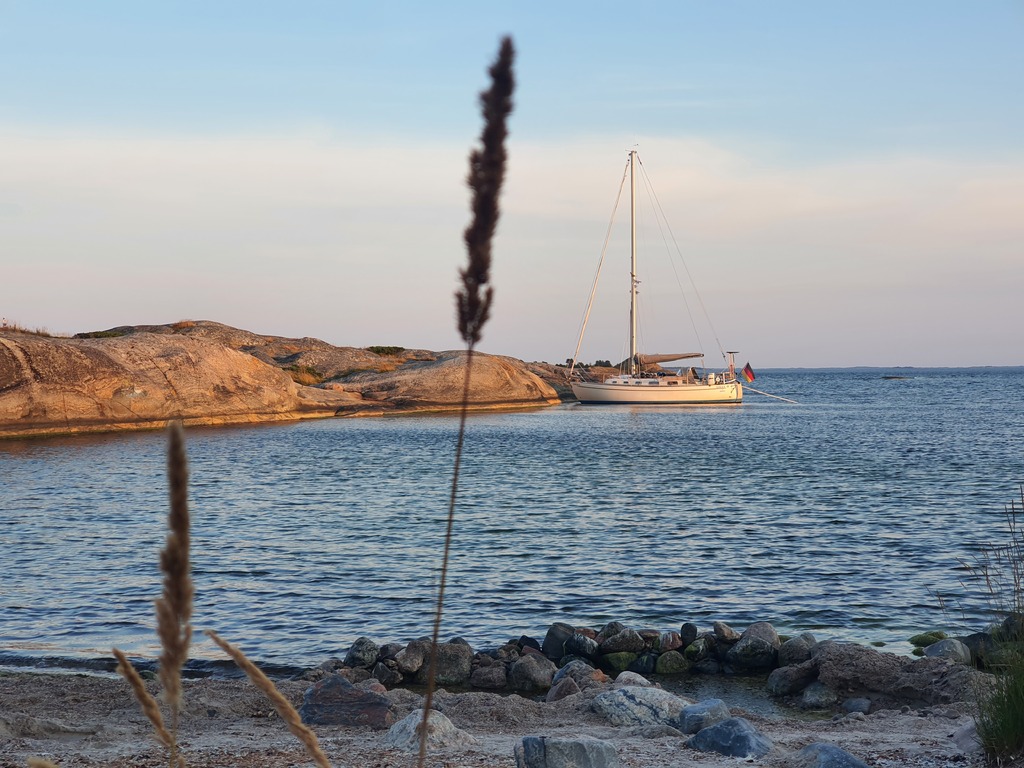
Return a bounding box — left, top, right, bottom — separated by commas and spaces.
0, 670, 994, 768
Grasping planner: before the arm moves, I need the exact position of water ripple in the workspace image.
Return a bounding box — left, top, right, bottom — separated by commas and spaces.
1, 368, 1022, 668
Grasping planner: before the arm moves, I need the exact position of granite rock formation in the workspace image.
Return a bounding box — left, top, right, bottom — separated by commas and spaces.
0, 320, 563, 438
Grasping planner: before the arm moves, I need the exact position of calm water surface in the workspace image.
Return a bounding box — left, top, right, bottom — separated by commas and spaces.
1, 368, 1022, 672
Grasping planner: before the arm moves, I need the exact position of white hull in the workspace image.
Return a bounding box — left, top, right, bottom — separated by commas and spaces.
572, 377, 742, 405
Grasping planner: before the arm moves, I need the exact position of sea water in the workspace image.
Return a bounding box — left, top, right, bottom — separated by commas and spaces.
1, 368, 1022, 673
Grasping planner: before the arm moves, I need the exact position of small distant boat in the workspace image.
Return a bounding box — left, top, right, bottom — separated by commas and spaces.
569, 150, 744, 405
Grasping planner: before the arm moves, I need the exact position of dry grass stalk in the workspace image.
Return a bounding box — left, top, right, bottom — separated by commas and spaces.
456, 36, 515, 348
111, 648, 174, 749
206, 630, 332, 768
156, 421, 194, 761
420, 36, 515, 768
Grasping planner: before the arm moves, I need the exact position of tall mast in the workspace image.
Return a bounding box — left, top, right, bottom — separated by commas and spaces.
628, 149, 638, 377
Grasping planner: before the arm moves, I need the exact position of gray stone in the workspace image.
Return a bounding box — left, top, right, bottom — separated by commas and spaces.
683, 636, 713, 663
727, 621, 780, 670
378, 642, 404, 660
595, 622, 627, 645
553, 659, 608, 690
790, 742, 870, 767
679, 623, 699, 647
371, 661, 403, 688
598, 652, 638, 675
676, 698, 730, 734
801, 681, 840, 709
542, 622, 576, 661
658, 631, 683, 653
592, 686, 692, 727
778, 636, 813, 667
812, 640, 989, 707
626, 651, 658, 676
545, 676, 581, 702
727, 637, 778, 670
509, 652, 557, 691
654, 650, 688, 675
382, 709, 477, 752
565, 632, 600, 660
343, 636, 380, 669
713, 621, 740, 642
842, 698, 871, 714
515, 735, 620, 768
924, 638, 972, 665
686, 716, 772, 758
613, 671, 653, 688
742, 621, 780, 645
767, 659, 817, 696
952, 722, 983, 754
299, 674, 394, 728
999, 613, 1024, 641
955, 632, 1000, 668
395, 639, 432, 675
414, 642, 473, 686
470, 664, 508, 689
599, 629, 645, 654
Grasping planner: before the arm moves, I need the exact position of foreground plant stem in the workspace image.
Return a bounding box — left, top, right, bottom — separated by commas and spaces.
418, 36, 514, 767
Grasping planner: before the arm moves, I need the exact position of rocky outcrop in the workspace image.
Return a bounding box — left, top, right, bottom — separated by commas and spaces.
341, 350, 560, 410
0, 321, 562, 438
0, 331, 356, 438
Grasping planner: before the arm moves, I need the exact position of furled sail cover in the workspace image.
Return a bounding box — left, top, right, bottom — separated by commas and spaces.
617, 352, 703, 367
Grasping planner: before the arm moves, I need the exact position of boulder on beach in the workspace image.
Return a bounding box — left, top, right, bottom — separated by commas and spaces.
591, 686, 692, 728
298, 674, 394, 728
414, 642, 473, 686
686, 716, 773, 759
382, 709, 477, 752
515, 735, 620, 768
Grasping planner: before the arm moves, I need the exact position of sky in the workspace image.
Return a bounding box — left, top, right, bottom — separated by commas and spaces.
1, 2, 1022, 368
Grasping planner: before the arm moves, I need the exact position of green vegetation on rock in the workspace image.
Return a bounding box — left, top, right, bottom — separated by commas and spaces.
284, 365, 324, 386
908, 631, 947, 648
75, 330, 128, 339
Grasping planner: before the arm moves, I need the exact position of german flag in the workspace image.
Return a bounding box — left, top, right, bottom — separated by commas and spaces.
741, 363, 755, 382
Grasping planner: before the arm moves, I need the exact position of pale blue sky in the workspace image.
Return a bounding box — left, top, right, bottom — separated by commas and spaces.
2, 2, 1022, 366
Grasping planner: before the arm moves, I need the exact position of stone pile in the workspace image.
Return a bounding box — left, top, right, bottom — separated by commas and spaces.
300, 646, 881, 767
305, 614, 1003, 717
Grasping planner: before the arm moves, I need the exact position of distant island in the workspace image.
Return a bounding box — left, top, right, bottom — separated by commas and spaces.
0, 321, 568, 439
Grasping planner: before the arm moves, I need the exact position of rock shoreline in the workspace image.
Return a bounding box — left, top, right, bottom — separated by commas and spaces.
284, 616, 1002, 767
0, 320, 565, 439
303, 617, 1003, 715
4, 616, 1009, 768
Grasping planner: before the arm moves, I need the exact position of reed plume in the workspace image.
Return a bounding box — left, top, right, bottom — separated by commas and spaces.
110, 421, 192, 768
456, 36, 515, 347
206, 630, 332, 768
156, 421, 193, 752
112, 648, 174, 749
420, 36, 515, 768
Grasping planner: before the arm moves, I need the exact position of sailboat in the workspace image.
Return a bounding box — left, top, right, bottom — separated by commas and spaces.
570, 149, 743, 405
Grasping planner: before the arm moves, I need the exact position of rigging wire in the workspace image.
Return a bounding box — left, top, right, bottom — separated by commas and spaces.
635, 154, 730, 364
630, 158, 704, 364
569, 157, 630, 377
